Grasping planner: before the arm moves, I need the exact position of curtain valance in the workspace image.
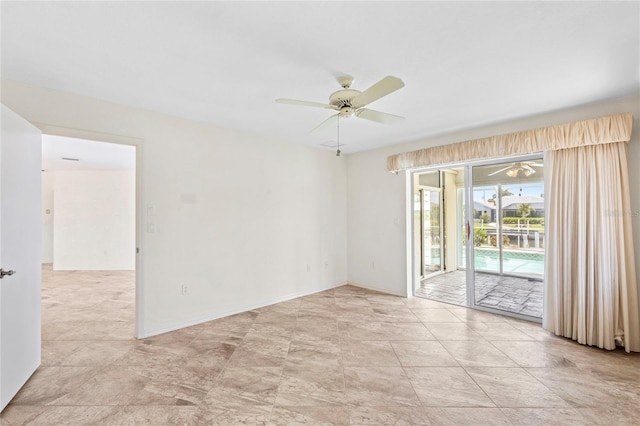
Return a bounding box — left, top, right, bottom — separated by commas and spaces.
387, 112, 633, 172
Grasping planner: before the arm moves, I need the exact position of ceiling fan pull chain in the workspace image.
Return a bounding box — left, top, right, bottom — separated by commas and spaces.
336, 115, 341, 156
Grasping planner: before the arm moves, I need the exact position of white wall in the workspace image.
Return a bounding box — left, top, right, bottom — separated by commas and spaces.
1, 80, 348, 337
347, 95, 640, 298
41, 172, 54, 263
52, 170, 135, 270
346, 145, 410, 295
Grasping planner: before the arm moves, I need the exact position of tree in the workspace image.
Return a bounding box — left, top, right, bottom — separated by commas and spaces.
517, 203, 535, 218
488, 188, 513, 205
479, 212, 491, 223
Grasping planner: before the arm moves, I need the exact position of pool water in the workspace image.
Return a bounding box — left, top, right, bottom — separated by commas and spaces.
461, 248, 544, 276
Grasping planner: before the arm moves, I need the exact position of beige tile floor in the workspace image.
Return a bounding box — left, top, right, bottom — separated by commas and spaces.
2, 266, 640, 425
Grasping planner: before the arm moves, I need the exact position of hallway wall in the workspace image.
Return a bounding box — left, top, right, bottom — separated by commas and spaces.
2, 80, 348, 337
41, 172, 54, 264
52, 170, 136, 271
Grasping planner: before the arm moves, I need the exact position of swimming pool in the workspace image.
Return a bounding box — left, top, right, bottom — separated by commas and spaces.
460, 248, 544, 276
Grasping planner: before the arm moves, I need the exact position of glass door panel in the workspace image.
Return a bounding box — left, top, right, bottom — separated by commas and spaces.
422, 188, 442, 275
414, 168, 466, 306
471, 159, 545, 318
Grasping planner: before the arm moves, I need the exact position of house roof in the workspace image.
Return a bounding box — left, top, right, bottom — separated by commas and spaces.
474, 200, 497, 212
1, 2, 638, 154
501, 195, 545, 210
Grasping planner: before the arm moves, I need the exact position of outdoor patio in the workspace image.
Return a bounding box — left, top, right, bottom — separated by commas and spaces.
416, 270, 543, 318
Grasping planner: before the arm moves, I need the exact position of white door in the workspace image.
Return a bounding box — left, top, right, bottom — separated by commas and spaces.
0, 105, 42, 411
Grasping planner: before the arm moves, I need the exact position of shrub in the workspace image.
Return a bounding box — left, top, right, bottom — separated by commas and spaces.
502, 217, 544, 225
490, 235, 512, 247
474, 228, 487, 247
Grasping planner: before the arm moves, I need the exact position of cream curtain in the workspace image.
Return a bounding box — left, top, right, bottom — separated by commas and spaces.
544, 142, 639, 352
387, 113, 632, 172
387, 112, 638, 352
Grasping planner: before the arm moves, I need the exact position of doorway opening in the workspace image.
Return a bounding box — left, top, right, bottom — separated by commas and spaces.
413, 167, 466, 305
41, 134, 138, 338
411, 155, 545, 321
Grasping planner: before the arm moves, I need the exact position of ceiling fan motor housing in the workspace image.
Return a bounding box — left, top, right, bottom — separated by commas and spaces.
330, 89, 361, 116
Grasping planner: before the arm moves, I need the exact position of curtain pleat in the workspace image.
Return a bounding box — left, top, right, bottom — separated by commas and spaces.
544, 143, 639, 352
387, 113, 632, 172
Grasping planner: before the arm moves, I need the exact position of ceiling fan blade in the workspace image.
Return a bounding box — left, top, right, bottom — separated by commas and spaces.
522, 164, 536, 173
488, 166, 513, 176
276, 98, 335, 109
355, 108, 405, 125
529, 162, 544, 167
351, 76, 405, 108
310, 114, 339, 133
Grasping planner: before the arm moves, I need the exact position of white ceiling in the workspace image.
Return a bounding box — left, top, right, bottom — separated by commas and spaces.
2, 2, 639, 154
42, 135, 135, 171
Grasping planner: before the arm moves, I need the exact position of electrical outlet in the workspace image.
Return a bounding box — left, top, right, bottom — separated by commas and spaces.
181, 284, 189, 296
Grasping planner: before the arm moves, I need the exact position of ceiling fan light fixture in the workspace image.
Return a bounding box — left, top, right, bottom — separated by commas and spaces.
488, 161, 541, 178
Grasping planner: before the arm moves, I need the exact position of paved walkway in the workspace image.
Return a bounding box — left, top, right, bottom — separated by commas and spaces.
416, 270, 543, 318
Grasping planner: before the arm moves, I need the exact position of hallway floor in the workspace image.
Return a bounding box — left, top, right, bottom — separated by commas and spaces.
416, 270, 543, 318
2, 266, 639, 425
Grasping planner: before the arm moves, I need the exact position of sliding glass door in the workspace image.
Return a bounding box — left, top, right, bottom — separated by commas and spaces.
412, 156, 544, 320
470, 158, 544, 318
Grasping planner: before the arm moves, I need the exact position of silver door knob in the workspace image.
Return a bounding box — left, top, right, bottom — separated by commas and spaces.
0, 269, 16, 279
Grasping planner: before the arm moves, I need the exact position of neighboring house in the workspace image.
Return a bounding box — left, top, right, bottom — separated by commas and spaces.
501, 195, 545, 218
473, 200, 497, 222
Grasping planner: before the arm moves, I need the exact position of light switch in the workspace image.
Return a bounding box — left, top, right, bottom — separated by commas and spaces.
147, 205, 157, 216
146, 223, 156, 233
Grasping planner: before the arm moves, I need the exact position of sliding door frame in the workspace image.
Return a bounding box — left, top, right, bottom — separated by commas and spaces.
410, 153, 544, 323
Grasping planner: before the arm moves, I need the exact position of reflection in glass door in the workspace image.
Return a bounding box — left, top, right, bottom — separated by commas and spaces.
471, 159, 545, 318
414, 168, 466, 306
420, 187, 442, 276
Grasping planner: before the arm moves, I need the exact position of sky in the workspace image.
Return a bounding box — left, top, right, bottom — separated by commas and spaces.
474, 182, 544, 202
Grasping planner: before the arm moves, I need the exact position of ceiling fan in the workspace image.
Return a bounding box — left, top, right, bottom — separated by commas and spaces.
276, 75, 405, 133
488, 161, 544, 177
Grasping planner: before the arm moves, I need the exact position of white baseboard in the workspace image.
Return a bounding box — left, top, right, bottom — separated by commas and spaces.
139, 281, 347, 339
52, 265, 135, 271
346, 281, 407, 297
